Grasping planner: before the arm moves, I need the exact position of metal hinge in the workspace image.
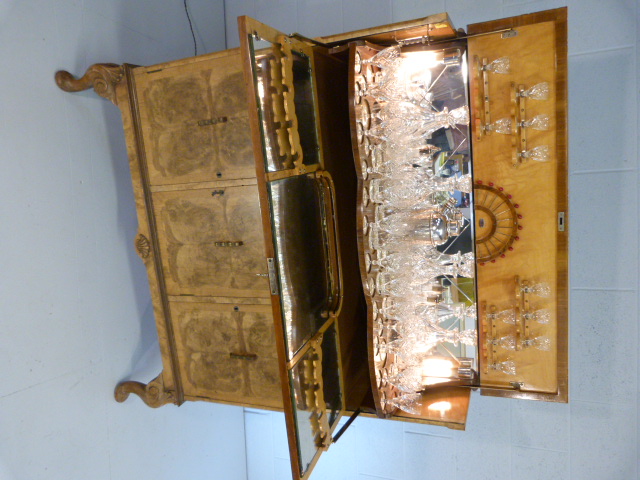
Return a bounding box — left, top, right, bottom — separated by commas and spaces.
267, 258, 279, 295
558, 212, 566, 231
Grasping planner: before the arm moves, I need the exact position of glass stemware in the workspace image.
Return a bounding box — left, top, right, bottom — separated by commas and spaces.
497, 335, 516, 350
432, 173, 473, 194
485, 117, 513, 134
523, 308, 551, 324
449, 328, 478, 346
370, 246, 442, 273
519, 82, 549, 100
354, 77, 366, 104
417, 304, 475, 328
521, 114, 550, 131
519, 145, 550, 162
356, 121, 365, 144
522, 336, 551, 351
354, 51, 362, 74
362, 45, 402, 70
489, 308, 517, 325
360, 98, 373, 130
365, 71, 407, 102
384, 365, 423, 393
482, 56, 510, 74
521, 281, 551, 297
384, 392, 423, 415
455, 257, 475, 278
429, 105, 469, 130
489, 360, 517, 375
376, 268, 458, 297
368, 105, 469, 145
380, 296, 435, 321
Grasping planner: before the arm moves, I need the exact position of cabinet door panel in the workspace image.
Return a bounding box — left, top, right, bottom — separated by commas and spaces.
153, 185, 271, 297
135, 51, 255, 185
171, 301, 282, 408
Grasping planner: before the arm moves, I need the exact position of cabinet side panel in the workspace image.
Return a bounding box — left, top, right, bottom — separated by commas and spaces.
117, 67, 181, 398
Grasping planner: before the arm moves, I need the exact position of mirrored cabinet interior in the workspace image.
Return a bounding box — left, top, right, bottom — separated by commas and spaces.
56, 7, 567, 480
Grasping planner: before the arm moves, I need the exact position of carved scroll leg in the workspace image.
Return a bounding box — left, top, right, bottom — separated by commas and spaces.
55, 63, 124, 105
115, 373, 176, 408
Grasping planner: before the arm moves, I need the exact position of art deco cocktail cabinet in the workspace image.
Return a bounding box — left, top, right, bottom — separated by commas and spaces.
56, 7, 567, 479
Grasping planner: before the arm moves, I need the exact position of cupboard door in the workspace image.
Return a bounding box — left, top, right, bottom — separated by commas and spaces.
134, 50, 256, 185
240, 16, 348, 480
152, 184, 271, 298
171, 301, 282, 408
467, 8, 568, 401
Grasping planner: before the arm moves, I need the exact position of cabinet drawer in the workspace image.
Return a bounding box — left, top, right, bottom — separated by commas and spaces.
152, 184, 271, 298
134, 51, 255, 185
170, 301, 282, 408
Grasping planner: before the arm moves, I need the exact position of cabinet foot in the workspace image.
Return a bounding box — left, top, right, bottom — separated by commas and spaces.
55, 63, 124, 105
114, 374, 176, 408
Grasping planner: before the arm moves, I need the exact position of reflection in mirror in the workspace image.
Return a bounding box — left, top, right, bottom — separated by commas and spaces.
248, 35, 320, 172
289, 322, 343, 478
269, 175, 333, 360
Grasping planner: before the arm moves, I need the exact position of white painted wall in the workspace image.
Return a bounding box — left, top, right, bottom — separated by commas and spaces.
0, 1, 247, 479
2, 1, 637, 479
229, 1, 639, 479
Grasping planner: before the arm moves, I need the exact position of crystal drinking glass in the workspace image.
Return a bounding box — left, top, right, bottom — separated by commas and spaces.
370, 105, 469, 146
354, 51, 362, 74
384, 365, 423, 393
416, 303, 476, 328
521, 281, 551, 297
365, 71, 408, 102
447, 328, 478, 346
482, 56, 510, 74
362, 45, 402, 70
521, 114, 550, 131
489, 360, 517, 375
455, 258, 475, 278
376, 271, 450, 298
380, 296, 434, 321
356, 122, 364, 144
354, 77, 366, 104
431, 173, 473, 194
523, 308, 551, 324
359, 98, 372, 129
369, 177, 443, 206
422, 106, 470, 132
498, 335, 516, 350
369, 246, 442, 273
493, 308, 516, 325
522, 336, 551, 351
520, 82, 549, 100
384, 392, 423, 415
519, 145, 550, 162
485, 117, 513, 134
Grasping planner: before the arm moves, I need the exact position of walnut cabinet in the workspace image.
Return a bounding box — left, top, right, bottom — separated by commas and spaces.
56, 7, 568, 480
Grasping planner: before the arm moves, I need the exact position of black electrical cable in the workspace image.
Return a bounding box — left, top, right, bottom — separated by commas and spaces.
184, 0, 197, 56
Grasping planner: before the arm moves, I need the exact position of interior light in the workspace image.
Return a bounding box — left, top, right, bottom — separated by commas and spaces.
421, 357, 455, 379
427, 401, 452, 415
